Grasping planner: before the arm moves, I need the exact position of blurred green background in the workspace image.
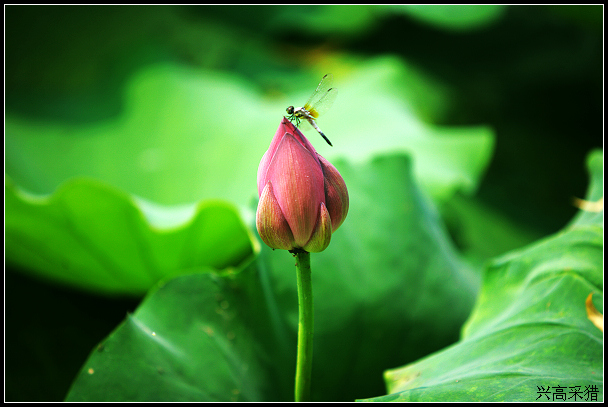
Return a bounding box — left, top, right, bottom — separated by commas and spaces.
5, 5, 603, 401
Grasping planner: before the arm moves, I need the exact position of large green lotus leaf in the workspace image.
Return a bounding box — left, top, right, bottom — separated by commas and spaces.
361, 151, 604, 401
6, 57, 493, 208
65, 265, 294, 402
65, 153, 479, 401
5, 64, 274, 207
5, 176, 256, 296
362, 227, 603, 402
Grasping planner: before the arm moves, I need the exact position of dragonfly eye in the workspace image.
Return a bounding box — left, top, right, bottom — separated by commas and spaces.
286, 106, 294, 115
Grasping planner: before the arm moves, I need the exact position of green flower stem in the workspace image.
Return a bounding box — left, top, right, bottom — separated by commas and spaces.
294, 251, 313, 402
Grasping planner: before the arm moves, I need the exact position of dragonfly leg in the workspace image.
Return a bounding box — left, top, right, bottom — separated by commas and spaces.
287, 115, 301, 128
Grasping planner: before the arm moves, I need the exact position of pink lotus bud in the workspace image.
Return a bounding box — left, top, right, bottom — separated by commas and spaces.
256, 118, 349, 253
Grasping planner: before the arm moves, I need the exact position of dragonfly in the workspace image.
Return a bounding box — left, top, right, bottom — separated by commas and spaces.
286, 73, 337, 147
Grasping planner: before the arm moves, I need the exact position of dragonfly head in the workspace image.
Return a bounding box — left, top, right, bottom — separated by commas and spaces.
286, 106, 295, 115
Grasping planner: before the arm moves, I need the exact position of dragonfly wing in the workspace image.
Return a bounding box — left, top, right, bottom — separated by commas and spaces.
304, 87, 337, 118
298, 120, 312, 131
303, 74, 333, 111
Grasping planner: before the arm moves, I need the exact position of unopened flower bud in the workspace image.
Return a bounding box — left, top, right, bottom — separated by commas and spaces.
256, 118, 349, 252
